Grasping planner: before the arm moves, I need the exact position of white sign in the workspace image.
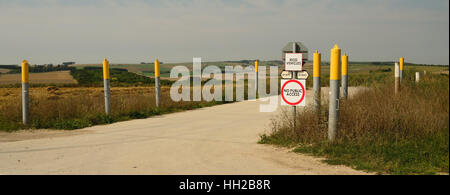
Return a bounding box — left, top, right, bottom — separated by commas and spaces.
281, 79, 306, 106
280, 71, 293, 79
297, 71, 309, 80
285, 53, 303, 71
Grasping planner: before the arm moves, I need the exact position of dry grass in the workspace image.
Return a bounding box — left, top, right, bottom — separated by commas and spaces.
260, 72, 449, 174
0, 71, 77, 85
0, 86, 223, 130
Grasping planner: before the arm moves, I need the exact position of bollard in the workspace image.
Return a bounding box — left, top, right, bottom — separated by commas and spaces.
395, 62, 400, 94
103, 58, 111, 115
21, 60, 30, 125
399, 57, 404, 83
155, 59, 161, 107
313, 50, 321, 113
341, 53, 348, 99
328, 45, 341, 141
416, 72, 420, 83
255, 60, 259, 97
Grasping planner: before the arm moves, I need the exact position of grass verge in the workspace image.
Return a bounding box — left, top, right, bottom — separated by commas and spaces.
259, 71, 449, 175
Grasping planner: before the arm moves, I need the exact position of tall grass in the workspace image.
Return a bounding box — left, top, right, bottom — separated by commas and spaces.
0, 87, 225, 131
260, 71, 449, 174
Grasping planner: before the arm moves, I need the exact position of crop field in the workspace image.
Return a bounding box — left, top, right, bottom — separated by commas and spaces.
0, 68, 10, 73
0, 71, 77, 85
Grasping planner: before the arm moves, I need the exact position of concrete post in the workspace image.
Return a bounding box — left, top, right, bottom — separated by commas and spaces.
399, 57, 404, 83
103, 58, 111, 115
416, 72, 420, 83
328, 45, 341, 141
341, 53, 348, 99
255, 60, 259, 97
21, 60, 30, 125
395, 62, 400, 94
313, 50, 321, 113
155, 59, 161, 107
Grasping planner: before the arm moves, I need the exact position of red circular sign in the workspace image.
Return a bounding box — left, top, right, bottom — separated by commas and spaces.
281, 80, 306, 106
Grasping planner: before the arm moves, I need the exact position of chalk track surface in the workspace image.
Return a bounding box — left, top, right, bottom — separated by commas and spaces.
0, 87, 369, 175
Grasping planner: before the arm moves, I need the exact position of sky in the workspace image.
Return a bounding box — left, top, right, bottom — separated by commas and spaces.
0, 0, 448, 65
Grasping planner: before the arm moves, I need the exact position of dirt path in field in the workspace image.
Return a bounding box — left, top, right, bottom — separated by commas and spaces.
0, 87, 369, 175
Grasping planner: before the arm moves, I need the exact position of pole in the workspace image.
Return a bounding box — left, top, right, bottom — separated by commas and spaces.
292, 42, 297, 130
341, 53, 349, 99
155, 59, 161, 107
395, 62, 400, 94
21, 60, 29, 125
399, 57, 404, 83
313, 50, 321, 114
328, 44, 341, 141
103, 58, 111, 115
415, 72, 420, 83
255, 60, 259, 97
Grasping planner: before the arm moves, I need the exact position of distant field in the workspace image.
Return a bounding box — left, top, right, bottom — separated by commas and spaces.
0, 68, 10, 74
0, 71, 77, 85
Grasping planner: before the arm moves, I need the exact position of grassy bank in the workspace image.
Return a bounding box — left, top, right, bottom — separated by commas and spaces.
260, 71, 449, 174
0, 87, 231, 131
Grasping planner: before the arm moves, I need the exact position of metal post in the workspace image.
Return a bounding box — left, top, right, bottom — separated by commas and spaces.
341, 53, 348, 99
399, 57, 404, 83
292, 42, 297, 130
395, 62, 400, 94
313, 50, 321, 114
255, 60, 259, 97
21, 60, 29, 125
328, 45, 341, 141
155, 59, 161, 107
416, 72, 420, 83
103, 58, 111, 115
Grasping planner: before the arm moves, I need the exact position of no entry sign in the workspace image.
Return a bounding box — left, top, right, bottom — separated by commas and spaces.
281, 79, 306, 106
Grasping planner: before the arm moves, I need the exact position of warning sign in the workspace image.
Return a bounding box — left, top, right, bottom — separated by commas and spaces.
285, 53, 303, 71
281, 79, 306, 106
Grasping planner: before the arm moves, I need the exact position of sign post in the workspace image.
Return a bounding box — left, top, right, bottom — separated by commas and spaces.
281, 42, 308, 131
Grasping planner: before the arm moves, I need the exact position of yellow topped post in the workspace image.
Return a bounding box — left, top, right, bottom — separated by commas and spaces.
313, 50, 321, 113
341, 53, 349, 99
399, 57, 404, 82
21, 60, 29, 83
330, 45, 341, 81
103, 58, 110, 79
154, 59, 161, 107
154, 59, 160, 78
328, 44, 341, 141
342, 53, 348, 76
255, 60, 259, 96
313, 50, 321, 77
102, 58, 111, 114
400, 57, 404, 71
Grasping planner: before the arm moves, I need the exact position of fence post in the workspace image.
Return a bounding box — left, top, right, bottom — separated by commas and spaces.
21, 60, 30, 125
103, 58, 111, 115
416, 72, 420, 83
255, 60, 259, 97
400, 57, 404, 83
155, 59, 161, 107
328, 45, 341, 141
395, 62, 400, 94
313, 50, 321, 114
341, 53, 348, 99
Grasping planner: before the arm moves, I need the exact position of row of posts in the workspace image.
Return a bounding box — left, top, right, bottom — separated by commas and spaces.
20, 58, 162, 125
311, 45, 350, 141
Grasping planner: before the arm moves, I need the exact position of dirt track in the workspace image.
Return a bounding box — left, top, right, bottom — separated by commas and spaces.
0, 87, 369, 175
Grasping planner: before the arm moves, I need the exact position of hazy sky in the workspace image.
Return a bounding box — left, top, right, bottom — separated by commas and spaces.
0, 0, 448, 65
